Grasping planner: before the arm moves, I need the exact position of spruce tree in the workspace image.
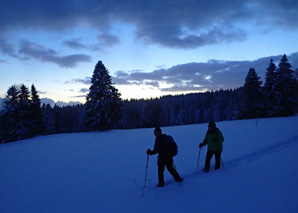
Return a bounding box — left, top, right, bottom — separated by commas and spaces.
42, 103, 56, 135
264, 59, 276, 92
30, 84, 44, 136
0, 86, 21, 142
240, 68, 264, 119
264, 59, 278, 116
84, 61, 121, 130
274, 54, 296, 116
18, 84, 31, 139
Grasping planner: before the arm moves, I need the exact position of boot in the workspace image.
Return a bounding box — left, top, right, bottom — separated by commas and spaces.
203, 164, 210, 173
214, 164, 220, 170
156, 182, 165, 187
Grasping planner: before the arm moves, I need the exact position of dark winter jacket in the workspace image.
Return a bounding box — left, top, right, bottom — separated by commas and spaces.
201, 127, 224, 152
151, 134, 172, 163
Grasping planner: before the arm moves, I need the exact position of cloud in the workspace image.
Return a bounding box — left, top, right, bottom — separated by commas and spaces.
64, 35, 120, 51
18, 40, 91, 67
61, 52, 298, 94
113, 52, 298, 92
79, 88, 89, 93
97, 33, 120, 46
1, 0, 297, 49
65, 77, 91, 85
63, 38, 87, 49
0, 37, 18, 58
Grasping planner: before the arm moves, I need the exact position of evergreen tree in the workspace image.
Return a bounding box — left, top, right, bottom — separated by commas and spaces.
30, 84, 44, 136
274, 54, 296, 116
85, 61, 122, 130
264, 59, 278, 116
18, 84, 31, 138
240, 68, 264, 119
42, 103, 56, 135
177, 109, 187, 125
294, 68, 298, 113
294, 68, 298, 80
264, 59, 276, 91
0, 86, 21, 142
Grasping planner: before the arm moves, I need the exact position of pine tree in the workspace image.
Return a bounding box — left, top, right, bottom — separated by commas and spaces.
17, 84, 31, 139
294, 68, 298, 80
30, 84, 44, 136
274, 54, 296, 116
0, 86, 21, 142
85, 61, 122, 130
240, 68, 264, 119
264, 59, 278, 116
264, 59, 276, 92
42, 103, 56, 135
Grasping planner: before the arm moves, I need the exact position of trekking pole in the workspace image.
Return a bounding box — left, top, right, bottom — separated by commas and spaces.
221, 156, 225, 170
197, 148, 202, 169
144, 154, 149, 188
215, 143, 225, 170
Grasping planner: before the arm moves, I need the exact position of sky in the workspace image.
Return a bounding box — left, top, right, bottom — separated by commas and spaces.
0, 0, 298, 104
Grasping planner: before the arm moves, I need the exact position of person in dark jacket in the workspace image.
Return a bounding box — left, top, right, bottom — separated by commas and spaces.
147, 127, 183, 187
199, 122, 224, 172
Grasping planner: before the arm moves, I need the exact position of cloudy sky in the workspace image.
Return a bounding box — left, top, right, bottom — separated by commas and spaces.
1, 0, 298, 103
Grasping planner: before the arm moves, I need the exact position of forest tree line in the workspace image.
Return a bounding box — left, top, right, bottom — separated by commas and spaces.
1, 55, 297, 143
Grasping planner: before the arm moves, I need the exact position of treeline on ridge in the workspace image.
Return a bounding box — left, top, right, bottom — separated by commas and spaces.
0, 54, 297, 143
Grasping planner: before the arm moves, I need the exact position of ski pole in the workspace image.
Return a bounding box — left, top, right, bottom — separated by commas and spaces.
144, 154, 149, 188
197, 148, 202, 169
221, 156, 225, 170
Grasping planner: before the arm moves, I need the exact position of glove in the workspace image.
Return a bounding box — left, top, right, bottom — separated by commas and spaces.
199, 143, 204, 148
146, 149, 152, 155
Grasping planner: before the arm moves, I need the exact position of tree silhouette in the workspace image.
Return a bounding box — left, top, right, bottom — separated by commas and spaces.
85, 61, 122, 130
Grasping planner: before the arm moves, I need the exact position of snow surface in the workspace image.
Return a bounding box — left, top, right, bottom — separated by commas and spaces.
1, 116, 298, 213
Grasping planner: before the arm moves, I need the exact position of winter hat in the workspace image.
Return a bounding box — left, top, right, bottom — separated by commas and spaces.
154, 127, 162, 134
208, 122, 216, 128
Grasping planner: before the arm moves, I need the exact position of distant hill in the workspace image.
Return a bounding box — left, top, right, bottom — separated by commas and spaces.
42, 98, 82, 107
0, 97, 4, 111
0, 97, 82, 110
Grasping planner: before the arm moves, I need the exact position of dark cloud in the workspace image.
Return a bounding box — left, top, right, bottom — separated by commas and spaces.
64, 52, 298, 94
79, 88, 89, 93
0, 0, 297, 49
65, 77, 91, 85
97, 33, 120, 46
64, 34, 120, 51
113, 52, 298, 92
0, 37, 18, 58
18, 40, 91, 67
63, 38, 87, 49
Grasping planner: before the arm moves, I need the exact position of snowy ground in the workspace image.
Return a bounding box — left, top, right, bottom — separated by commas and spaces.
1, 116, 298, 213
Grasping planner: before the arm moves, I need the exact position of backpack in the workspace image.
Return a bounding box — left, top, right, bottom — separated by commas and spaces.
165, 135, 178, 157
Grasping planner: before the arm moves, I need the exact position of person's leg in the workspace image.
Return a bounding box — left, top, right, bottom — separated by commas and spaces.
165, 159, 182, 182
158, 160, 165, 186
204, 151, 214, 171
214, 151, 222, 170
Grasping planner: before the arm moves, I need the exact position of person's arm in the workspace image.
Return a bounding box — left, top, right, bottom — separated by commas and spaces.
217, 130, 224, 143
147, 140, 159, 155
199, 133, 208, 148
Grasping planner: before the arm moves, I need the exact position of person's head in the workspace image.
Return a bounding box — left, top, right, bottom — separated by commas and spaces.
208, 121, 216, 130
154, 127, 162, 138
